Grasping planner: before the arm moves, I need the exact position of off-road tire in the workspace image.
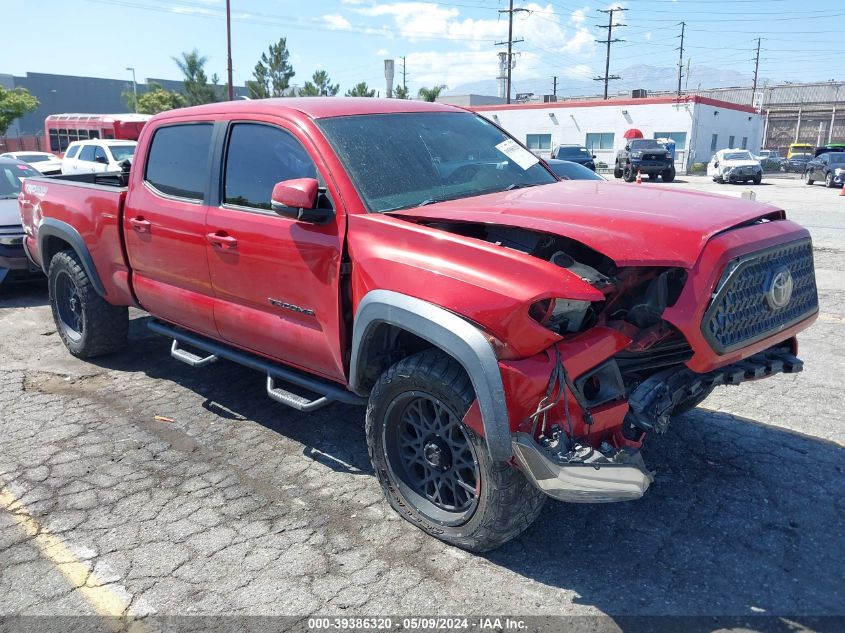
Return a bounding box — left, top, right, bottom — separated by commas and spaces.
662, 166, 676, 182
623, 164, 636, 182
673, 386, 715, 417
48, 250, 128, 358
804, 171, 814, 185
613, 164, 623, 178
753, 174, 762, 185
366, 349, 546, 552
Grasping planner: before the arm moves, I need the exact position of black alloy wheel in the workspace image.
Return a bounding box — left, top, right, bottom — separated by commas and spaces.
383, 391, 480, 525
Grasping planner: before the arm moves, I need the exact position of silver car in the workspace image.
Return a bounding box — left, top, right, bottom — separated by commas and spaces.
0, 157, 42, 284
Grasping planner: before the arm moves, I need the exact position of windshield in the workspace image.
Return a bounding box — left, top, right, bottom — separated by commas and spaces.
547, 160, 604, 181
630, 139, 662, 149
724, 151, 753, 161
108, 145, 136, 162
16, 154, 52, 163
317, 112, 556, 212
555, 146, 590, 157
0, 163, 40, 199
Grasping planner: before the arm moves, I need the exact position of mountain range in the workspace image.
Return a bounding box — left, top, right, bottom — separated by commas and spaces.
447, 63, 760, 99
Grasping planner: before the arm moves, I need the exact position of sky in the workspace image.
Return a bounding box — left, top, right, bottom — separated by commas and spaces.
3, 0, 844, 97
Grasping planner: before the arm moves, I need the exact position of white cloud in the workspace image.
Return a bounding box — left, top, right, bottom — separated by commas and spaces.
323, 14, 352, 30
570, 6, 589, 26
563, 64, 593, 80
376, 48, 390, 56
644, 32, 652, 41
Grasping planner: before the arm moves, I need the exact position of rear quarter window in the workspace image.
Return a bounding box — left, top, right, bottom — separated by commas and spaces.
144, 124, 213, 200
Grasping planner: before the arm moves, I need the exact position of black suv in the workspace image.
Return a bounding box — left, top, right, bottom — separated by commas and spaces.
614, 139, 675, 182
550, 144, 596, 171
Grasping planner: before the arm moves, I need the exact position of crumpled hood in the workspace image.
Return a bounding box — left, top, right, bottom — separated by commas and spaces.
389, 180, 783, 268
0, 198, 22, 228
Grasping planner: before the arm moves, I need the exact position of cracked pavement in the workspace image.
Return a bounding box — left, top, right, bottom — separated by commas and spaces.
0, 176, 842, 630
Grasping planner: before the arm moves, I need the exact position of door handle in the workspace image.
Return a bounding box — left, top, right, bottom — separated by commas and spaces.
207, 231, 237, 250
129, 217, 151, 232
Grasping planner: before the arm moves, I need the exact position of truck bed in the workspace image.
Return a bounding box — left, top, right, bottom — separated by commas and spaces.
18, 171, 137, 306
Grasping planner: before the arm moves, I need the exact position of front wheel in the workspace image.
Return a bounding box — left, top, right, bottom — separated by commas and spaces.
623, 165, 636, 182
825, 172, 835, 188
366, 350, 545, 552
48, 250, 128, 358
662, 166, 676, 182
804, 171, 814, 185
753, 174, 762, 185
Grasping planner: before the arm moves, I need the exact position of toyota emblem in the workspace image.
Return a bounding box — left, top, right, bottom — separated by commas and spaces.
767, 267, 793, 310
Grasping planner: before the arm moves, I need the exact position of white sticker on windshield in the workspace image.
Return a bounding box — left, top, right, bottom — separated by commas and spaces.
495, 139, 540, 171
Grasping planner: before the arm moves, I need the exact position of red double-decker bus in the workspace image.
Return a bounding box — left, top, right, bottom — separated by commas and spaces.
45, 113, 152, 153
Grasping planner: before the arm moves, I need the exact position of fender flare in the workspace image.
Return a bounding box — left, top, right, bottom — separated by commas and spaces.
350, 289, 512, 462
38, 218, 107, 297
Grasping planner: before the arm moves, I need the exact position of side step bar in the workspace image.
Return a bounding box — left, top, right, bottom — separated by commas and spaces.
147, 320, 367, 412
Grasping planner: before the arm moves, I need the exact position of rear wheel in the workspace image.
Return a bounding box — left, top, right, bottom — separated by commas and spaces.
48, 250, 128, 358
613, 163, 623, 178
366, 349, 545, 552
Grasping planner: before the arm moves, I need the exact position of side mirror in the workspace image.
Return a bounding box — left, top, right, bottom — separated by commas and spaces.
624, 145, 630, 151
95, 156, 108, 164
714, 161, 719, 168
271, 178, 333, 224
592, 155, 596, 159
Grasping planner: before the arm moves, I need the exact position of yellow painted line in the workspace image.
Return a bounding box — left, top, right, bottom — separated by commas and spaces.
0, 486, 149, 632
818, 313, 845, 324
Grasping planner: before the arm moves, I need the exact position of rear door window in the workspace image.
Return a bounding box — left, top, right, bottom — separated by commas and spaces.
65, 145, 81, 159
223, 123, 317, 210
144, 124, 213, 201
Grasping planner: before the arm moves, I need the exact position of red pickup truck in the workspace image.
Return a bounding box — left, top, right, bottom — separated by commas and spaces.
19, 98, 818, 551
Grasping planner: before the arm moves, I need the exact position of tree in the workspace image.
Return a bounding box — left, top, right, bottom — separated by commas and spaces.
173, 49, 217, 106
121, 86, 137, 112
418, 85, 446, 102
300, 70, 339, 97
393, 85, 410, 99
136, 83, 187, 114
246, 38, 295, 99
0, 86, 39, 136
345, 82, 376, 97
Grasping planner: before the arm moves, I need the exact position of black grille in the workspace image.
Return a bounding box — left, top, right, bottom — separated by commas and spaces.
702, 239, 817, 354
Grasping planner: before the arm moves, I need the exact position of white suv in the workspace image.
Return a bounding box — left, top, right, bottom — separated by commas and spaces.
61, 139, 137, 175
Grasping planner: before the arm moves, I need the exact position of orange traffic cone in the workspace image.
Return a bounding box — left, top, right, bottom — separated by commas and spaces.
840, 184, 845, 196
635, 170, 642, 185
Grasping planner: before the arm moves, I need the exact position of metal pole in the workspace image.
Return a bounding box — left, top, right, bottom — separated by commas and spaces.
677, 22, 685, 98
506, 0, 514, 104
830, 107, 836, 144
553, 76, 557, 99
751, 38, 761, 106
125, 67, 137, 113
226, 0, 234, 100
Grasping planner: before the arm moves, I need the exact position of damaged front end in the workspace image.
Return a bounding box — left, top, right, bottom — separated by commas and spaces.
455, 224, 816, 504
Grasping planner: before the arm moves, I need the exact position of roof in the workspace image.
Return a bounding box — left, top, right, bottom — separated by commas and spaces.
162, 97, 461, 121
68, 139, 138, 146
468, 95, 759, 115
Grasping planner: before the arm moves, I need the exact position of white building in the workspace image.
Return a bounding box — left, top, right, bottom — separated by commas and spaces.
460, 95, 763, 173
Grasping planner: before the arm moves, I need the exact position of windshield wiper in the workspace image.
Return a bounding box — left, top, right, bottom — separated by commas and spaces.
504, 182, 539, 191
417, 196, 453, 207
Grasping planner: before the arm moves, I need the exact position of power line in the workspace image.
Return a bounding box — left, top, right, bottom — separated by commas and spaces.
593, 6, 626, 100
495, 0, 529, 104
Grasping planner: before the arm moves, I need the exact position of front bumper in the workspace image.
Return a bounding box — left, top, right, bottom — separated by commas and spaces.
630, 160, 672, 173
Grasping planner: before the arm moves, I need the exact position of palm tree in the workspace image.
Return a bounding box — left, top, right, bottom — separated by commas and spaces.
417, 85, 447, 102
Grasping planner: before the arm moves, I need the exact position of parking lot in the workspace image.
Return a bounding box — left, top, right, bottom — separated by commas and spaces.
1, 175, 843, 630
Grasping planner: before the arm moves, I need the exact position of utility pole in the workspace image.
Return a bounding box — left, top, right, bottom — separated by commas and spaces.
552, 75, 558, 99
593, 7, 626, 100
401, 56, 407, 92
125, 67, 137, 113
495, 0, 528, 104
751, 37, 762, 107
676, 21, 685, 98
225, 0, 234, 100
